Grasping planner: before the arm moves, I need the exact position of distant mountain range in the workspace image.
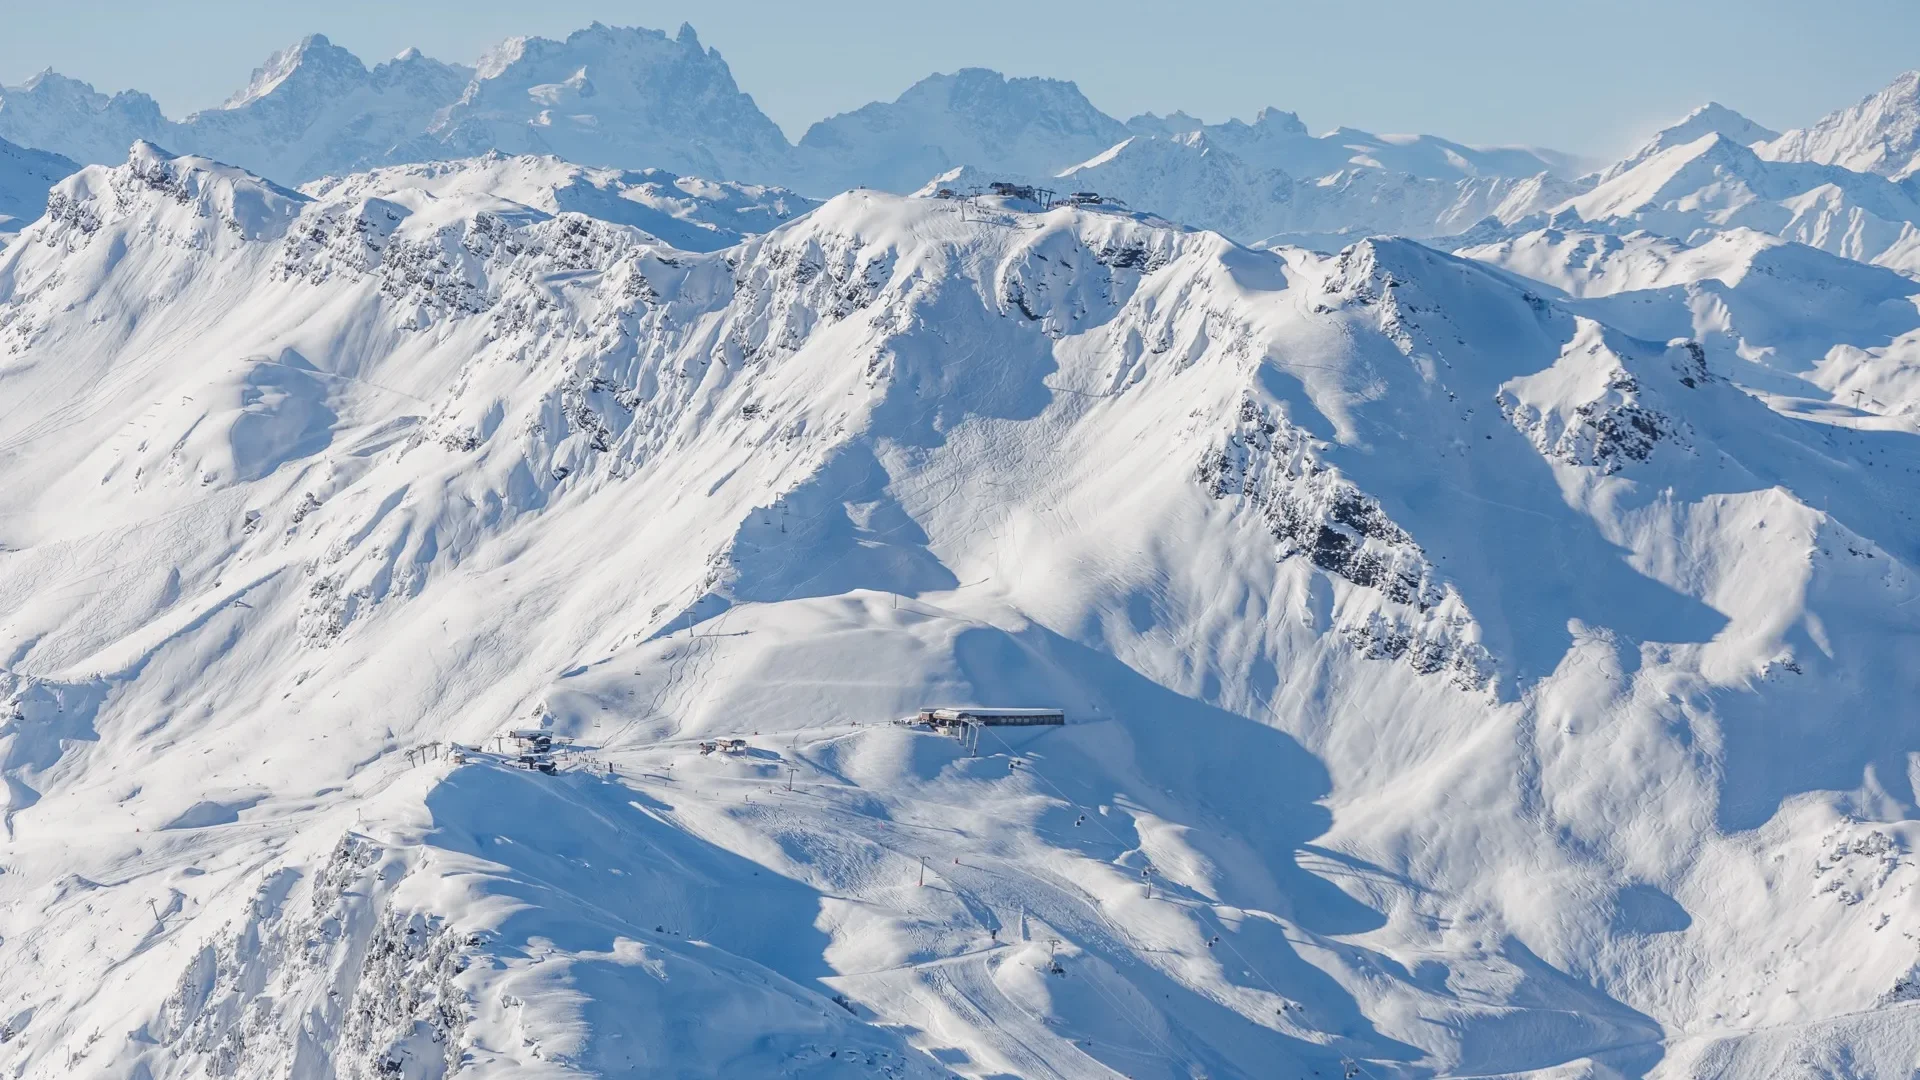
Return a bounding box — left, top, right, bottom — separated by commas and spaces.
0, 21, 1584, 201
8, 24, 1911, 263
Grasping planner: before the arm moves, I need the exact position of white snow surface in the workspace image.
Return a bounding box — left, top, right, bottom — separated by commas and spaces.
1455, 134, 1920, 276
1602, 103, 1781, 181
0, 141, 1919, 1080
1760, 71, 1920, 181
299, 154, 818, 253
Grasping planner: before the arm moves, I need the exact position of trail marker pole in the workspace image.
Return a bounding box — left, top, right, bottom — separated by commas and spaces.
919, 856, 928, 887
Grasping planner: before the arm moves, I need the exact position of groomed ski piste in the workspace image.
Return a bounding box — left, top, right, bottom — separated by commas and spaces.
0, 135, 1918, 1080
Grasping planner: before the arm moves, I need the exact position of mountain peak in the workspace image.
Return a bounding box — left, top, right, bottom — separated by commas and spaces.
11, 68, 106, 103
1759, 69, 1920, 180
426, 22, 791, 183
1125, 110, 1204, 136
218, 33, 370, 111
1251, 106, 1309, 136
797, 66, 1127, 194
1603, 100, 1778, 180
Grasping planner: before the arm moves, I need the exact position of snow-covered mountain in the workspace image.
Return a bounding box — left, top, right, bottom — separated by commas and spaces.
1461, 225, 1920, 414
0, 134, 76, 240
407, 23, 794, 184
300, 153, 817, 252
1761, 70, 1920, 181
794, 68, 1131, 195
185, 35, 472, 182
1602, 102, 1780, 179
1463, 134, 1920, 275
4, 141, 1920, 1079
1016, 131, 1579, 248
0, 70, 175, 166
1126, 106, 1586, 181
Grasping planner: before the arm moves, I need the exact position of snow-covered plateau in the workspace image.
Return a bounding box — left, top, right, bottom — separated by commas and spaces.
1, 24, 1920, 1080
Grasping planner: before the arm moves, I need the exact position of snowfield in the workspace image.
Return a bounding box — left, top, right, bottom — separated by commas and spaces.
0, 28, 1919, 1080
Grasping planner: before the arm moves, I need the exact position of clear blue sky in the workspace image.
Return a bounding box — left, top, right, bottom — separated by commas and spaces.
4, 0, 1917, 161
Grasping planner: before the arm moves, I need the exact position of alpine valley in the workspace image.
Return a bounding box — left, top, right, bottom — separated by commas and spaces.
2, 21, 1920, 1080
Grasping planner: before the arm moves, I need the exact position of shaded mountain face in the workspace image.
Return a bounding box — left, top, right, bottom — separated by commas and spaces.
184, 34, 473, 182
0, 69, 175, 166
2, 143, 1919, 1078
793, 67, 1132, 195
0, 134, 77, 239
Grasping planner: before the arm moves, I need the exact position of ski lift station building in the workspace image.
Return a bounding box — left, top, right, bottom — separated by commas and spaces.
917, 707, 1065, 730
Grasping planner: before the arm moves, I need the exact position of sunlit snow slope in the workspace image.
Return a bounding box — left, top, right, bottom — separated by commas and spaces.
2, 145, 1919, 1080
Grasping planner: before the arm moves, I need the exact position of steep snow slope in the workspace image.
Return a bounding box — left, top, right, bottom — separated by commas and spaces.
301, 154, 818, 253
0, 135, 76, 241
3, 145, 1920, 1078
411, 23, 793, 184
186, 36, 472, 182
795, 69, 1130, 196
1760, 71, 1920, 181
1126, 107, 1584, 181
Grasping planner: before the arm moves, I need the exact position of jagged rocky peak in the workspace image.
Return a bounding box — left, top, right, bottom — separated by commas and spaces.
179, 34, 473, 185
368, 45, 474, 95
1760, 69, 1920, 180
912, 67, 1123, 136
1128, 106, 1309, 140
213, 34, 471, 113
1221, 106, 1312, 138
425, 21, 793, 183
217, 33, 371, 110
0, 69, 174, 166
1125, 108, 1204, 136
